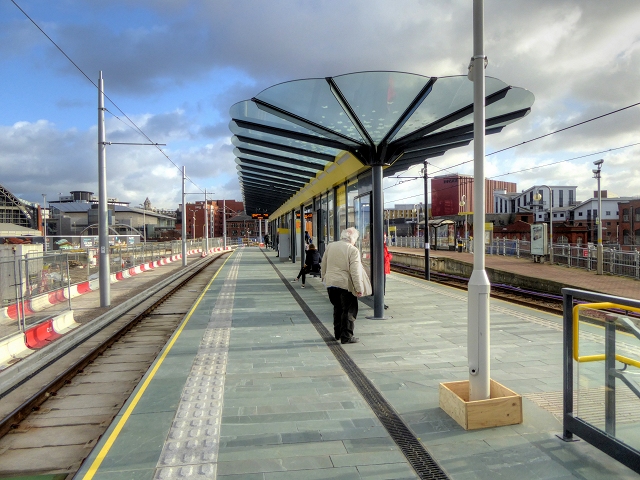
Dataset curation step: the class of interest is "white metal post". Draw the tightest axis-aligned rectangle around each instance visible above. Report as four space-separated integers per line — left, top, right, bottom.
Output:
468 0 491 401
204 188 209 254
594 160 604 274
181 166 187 266
223 199 227 248
97 71 111 307
42 193 47 252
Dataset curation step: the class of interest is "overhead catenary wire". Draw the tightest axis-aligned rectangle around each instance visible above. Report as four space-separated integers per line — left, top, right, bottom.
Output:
11 0 206 193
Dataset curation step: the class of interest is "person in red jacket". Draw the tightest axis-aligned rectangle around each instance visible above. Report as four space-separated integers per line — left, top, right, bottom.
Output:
383 234 392 310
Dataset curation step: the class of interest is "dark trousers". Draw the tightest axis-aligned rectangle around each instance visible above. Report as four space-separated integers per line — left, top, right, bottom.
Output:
327 287 358 341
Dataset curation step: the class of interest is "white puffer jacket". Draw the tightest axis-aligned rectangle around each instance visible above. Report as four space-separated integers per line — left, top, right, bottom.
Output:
321 240 364 295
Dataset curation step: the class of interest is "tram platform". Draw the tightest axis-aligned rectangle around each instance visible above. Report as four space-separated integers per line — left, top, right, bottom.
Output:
390 246 640 301
74 246 639 479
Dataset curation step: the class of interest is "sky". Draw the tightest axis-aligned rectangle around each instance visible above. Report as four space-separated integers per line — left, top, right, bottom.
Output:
2 0 640 211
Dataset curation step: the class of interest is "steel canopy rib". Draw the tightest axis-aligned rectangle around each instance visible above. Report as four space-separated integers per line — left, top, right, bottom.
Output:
235 153 327 172
233 135 337 162
252 98 365 147
238 164 313 181
236 158 320 177
235 147 328 169
240 179 299 193
231 120 348 150
238 167 310 185
326 77 375 148
380 77 438 148
238 171 307 188
391 86 511 149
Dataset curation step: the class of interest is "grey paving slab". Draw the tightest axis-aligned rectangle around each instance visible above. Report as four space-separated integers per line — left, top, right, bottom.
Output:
80 248 640 480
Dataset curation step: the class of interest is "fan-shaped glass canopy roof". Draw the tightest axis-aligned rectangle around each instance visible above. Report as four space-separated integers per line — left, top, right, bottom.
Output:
229 71 534 214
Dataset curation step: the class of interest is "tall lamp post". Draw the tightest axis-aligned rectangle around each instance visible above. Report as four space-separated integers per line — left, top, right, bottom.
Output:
534 185 553 263
593 159 604 274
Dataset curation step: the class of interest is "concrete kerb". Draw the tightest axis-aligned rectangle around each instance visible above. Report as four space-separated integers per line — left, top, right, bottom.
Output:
0 250 231 396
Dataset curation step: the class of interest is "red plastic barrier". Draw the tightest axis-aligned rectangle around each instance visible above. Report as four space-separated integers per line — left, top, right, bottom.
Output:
76 281 92 294
48 289 66 305
6 301 34 320
128 268 136 276
115 271 124 280
24 319 62 349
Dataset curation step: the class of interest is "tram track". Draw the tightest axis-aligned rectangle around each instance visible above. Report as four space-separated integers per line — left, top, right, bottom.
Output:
0 253 229 478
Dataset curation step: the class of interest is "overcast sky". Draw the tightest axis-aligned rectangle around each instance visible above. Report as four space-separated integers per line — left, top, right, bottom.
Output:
2 0 639 211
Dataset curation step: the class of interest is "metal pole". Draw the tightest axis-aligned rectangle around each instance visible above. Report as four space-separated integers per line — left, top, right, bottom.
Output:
372 164 385 318
604 315 616 436
291 208 296 264
97 71 111 307
204 189 209 254
549 186 554 264
181 166 187 266
424 160 430 280
223 199 227 248
597 170 603 274
300 204 305 271
42 194 47 252
468 0 491 401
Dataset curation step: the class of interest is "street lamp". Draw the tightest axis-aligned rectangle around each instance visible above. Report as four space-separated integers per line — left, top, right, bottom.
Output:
533 186 553 263
593 159 604 274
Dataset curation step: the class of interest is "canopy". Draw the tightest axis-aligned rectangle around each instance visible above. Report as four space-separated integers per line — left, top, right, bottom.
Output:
229 71 534 214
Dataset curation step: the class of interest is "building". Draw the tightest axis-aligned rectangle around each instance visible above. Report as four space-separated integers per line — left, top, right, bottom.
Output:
226 211 261 239
569 192 629 245
618 198 640 248
430 174 517 217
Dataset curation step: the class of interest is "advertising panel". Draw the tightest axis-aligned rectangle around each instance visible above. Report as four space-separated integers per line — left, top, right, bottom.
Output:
531 223 548 255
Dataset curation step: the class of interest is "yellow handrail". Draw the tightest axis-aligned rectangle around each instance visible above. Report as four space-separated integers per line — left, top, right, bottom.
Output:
572 302 640 369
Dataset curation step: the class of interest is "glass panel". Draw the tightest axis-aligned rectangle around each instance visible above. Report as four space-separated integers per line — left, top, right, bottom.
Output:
231 136 335 168
230 122 343 158
347 179 358 228
321 194 328 250
393 76 508 141
428 87 535 136
327 189 335 243
254 79 365 144
336 184 346 233
233 147 328 172
230 100 327 138
576 310 640 453
333 72 430 144
354 193 371 281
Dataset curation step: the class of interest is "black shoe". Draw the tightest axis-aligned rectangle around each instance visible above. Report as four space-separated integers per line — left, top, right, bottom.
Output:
341 337 359 344
384 304 388 310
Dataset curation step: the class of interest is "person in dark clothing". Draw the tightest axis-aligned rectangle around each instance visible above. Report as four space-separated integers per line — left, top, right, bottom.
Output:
292 243 321 288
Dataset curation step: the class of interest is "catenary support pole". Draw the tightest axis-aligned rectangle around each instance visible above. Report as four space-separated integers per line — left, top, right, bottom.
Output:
223 199 227 248
204 188 209 254
371 164 385 318
424 160 430 281
97 71 111 307
468 0 491 401
181 166 187 266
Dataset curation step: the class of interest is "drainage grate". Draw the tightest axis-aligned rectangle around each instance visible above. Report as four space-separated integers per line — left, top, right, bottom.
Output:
264 252 450 480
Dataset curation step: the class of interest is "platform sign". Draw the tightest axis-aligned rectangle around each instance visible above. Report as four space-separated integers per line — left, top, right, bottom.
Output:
531 223 547 255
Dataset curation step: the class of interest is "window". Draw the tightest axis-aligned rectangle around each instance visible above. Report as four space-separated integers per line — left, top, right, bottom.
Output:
569 190 574 205
578 212 583 216
558 189 563 208
636 212 640 222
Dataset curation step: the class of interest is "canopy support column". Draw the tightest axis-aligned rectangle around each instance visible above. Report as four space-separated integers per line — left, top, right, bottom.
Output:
369 163 386 319
300 203 305 271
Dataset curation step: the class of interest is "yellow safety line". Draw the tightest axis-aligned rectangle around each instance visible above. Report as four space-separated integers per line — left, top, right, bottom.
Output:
572 301 640 367
81 253 233 479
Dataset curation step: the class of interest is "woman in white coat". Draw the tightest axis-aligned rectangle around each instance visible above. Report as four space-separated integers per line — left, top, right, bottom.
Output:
321 227 368 344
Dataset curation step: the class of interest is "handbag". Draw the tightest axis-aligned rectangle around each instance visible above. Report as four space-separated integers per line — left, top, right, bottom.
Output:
360 264 373 296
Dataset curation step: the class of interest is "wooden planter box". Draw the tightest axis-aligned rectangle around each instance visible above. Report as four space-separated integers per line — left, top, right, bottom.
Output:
439 379 522 430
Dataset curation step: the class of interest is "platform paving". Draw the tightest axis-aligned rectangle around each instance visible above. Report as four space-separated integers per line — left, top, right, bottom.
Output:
76 247 639 479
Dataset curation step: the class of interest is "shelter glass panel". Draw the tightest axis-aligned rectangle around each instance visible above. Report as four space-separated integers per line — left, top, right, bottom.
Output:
336 184 346 233
347 179 358 229
333 72 430 144
327 189 335 243
254 79 364 144
354 193 371 281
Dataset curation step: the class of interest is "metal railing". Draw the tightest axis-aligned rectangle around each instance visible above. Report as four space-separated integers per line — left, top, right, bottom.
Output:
0 237 225 343
561 288 640 474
